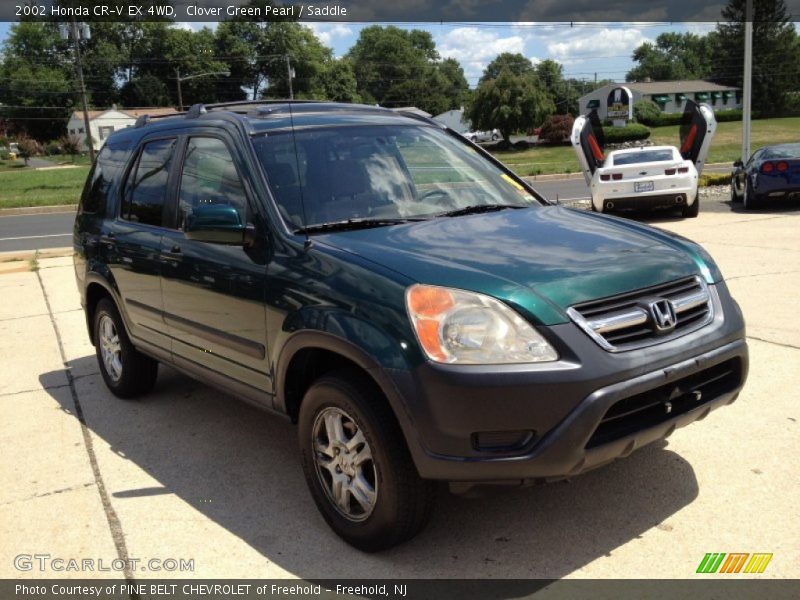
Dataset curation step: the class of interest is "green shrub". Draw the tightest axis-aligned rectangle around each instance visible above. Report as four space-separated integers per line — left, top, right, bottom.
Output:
699 172 731 187
714 109 743 122
45 141 61 156
602 123 651 143
633 99 661 124
0 151 10 160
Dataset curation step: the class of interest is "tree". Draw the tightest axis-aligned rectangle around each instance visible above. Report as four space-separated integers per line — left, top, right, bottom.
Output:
711 0 799 116
467 67 555 143
59 134 82 162
538 114 575 144
120 74 171 107
626 32 717 82
480 53 535 83
321 59 360 103
536 59 581 115
347 26 468 113
0 22 75 140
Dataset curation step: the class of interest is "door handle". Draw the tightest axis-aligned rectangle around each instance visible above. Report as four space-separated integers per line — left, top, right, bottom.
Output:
170 244 181 253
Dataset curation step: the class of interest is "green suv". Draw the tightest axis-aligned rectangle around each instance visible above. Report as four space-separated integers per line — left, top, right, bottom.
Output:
74 101 748 551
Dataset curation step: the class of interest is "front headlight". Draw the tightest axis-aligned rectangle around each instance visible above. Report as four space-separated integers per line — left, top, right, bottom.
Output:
405 284 558 364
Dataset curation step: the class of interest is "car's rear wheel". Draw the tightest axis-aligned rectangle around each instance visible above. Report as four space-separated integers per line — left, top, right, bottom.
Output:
94 298 158 398
682 194 700 218
730 177 742 203
298 370 436 551
743 179 759 210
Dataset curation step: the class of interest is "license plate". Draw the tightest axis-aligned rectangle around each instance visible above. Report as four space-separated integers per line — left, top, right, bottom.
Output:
635 181 654 193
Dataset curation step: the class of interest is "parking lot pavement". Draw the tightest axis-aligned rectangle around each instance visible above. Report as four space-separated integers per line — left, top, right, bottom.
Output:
1 205 798 581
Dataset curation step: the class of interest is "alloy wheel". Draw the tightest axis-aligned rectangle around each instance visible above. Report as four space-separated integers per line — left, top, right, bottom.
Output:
312 406 378 522
98 314 123 382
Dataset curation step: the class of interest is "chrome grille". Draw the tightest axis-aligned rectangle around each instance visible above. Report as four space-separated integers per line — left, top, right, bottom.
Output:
567 276 714 352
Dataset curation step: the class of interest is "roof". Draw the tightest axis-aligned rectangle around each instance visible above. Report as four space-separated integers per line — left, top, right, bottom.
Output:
69 107 179 121
103 102 436 144
623 80 739 94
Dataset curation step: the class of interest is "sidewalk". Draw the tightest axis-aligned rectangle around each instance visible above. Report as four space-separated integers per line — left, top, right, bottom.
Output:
0 257 122 579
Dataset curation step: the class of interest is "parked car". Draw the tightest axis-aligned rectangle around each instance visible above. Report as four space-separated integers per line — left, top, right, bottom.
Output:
74 101 748 551
463 129 500 142
571 100 716 217
730 142 800 209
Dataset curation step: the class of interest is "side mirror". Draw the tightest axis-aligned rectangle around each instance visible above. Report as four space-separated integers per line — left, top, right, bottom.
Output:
733 160 743 168
184 205 252 245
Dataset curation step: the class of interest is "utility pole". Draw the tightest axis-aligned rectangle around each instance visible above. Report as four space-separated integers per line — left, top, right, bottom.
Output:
286 55 294 100
61 20 94 162
175 68 183 112
741 0 753 162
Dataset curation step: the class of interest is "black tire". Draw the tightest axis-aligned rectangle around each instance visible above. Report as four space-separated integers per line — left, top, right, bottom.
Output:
298 370 436 552
730 177 742 203
682 194 700 218
743 179 759 210
94 298 158 399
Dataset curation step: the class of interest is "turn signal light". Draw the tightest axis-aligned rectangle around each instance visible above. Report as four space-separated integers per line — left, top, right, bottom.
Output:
611 173 623 180
600 174 610 181
776 161 789 172
665 168 676 175
678 167 689 173
761 162 774 174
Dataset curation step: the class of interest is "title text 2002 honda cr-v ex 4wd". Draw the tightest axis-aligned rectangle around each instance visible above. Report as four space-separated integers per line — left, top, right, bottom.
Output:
74 102 748 551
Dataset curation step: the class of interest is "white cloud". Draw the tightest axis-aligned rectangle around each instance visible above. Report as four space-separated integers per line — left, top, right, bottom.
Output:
305 23 353 47
171 22 217 32
546 27 651 66
436 27 527 84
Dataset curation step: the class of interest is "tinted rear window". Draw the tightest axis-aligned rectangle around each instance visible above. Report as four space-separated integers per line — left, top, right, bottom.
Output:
121 139 176 226
79 142 130 215
612 149 676 166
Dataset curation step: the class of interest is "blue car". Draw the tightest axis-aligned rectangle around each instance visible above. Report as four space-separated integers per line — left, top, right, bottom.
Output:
731 142 800 209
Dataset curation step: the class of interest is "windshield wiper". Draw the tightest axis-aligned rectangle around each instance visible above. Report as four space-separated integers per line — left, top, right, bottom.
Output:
434 204 527 218
295 217 427 235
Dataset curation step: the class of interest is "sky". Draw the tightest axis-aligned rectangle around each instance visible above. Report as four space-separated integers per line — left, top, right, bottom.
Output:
0 20 730 88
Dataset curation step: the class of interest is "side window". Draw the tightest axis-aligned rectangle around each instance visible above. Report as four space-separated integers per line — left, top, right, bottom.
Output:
176 137 247 231
79 142 130 216
122 138 176 226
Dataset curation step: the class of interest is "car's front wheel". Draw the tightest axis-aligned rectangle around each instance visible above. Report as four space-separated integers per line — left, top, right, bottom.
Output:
298 370 436 551
94 298 158 398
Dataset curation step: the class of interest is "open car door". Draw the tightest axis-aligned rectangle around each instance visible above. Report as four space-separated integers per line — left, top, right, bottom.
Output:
679 99 717 176
570 110 605 186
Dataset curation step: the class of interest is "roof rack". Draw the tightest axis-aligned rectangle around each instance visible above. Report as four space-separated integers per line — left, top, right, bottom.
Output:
133 110 181 128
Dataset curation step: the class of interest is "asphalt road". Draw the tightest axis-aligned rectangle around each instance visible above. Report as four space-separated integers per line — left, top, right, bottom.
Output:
0 211 75 253
0 162 752 254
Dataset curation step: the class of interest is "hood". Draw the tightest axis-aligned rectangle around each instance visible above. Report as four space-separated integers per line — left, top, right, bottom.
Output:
313 206 710 325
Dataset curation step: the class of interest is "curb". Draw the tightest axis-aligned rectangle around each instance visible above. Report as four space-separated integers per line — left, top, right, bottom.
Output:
0 205 77 216
0 246 72 263
523 173 585 182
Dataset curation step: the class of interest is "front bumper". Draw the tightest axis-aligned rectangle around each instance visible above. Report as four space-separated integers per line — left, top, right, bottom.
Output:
388 282 747 483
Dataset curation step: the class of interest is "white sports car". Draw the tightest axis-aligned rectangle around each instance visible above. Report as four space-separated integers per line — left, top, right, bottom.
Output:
570 100 716 218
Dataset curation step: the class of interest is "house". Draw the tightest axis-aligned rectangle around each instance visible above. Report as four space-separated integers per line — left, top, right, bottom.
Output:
66 107 178 150
432 108 470 133
578 80 741 118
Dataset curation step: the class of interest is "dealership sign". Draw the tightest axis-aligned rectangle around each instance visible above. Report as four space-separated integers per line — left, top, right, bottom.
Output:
607 86 633 125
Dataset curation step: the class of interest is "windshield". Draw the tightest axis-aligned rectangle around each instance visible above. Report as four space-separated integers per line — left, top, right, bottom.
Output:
762 144 800 159
252 124 538 229
611 149 676 166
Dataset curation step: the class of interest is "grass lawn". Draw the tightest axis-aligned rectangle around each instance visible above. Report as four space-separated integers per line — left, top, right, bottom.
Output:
0 166 89 209
490 116 800 177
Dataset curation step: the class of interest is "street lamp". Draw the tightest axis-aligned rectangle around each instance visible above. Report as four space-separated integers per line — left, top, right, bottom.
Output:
58 20 94 162
175 70 231 112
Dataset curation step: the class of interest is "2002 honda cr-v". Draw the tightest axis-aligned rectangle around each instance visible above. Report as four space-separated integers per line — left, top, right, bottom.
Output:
74 101 748 551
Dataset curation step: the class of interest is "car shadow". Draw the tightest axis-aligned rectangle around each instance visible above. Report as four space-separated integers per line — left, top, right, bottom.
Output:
42 356 700 583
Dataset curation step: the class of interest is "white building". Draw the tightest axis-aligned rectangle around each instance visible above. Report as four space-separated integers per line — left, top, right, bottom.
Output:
578 80 741 118
67 107 178 150
432 108 470 133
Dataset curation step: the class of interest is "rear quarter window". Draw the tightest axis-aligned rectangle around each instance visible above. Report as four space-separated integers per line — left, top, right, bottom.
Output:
78 142 131 216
